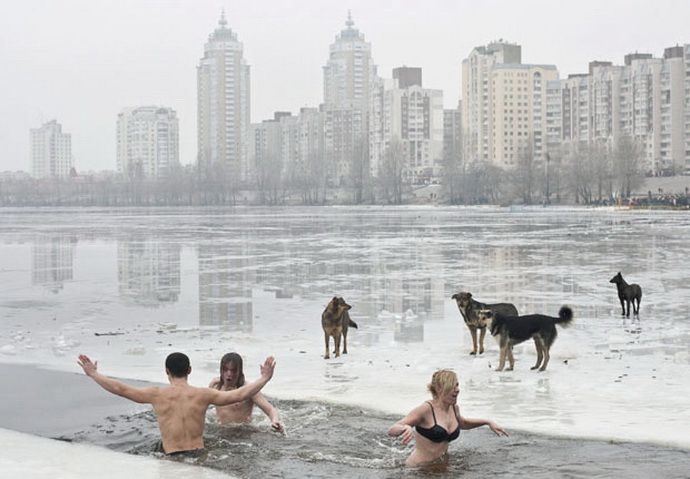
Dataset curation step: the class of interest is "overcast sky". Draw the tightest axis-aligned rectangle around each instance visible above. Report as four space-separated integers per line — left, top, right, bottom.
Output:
1 0 687 173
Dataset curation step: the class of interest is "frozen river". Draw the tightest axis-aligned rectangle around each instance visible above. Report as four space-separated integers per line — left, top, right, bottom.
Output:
0 206 689 477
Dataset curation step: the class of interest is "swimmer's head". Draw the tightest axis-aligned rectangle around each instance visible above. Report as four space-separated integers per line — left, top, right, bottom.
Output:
165 352 190 378
427 369 458 398
219 352 245 388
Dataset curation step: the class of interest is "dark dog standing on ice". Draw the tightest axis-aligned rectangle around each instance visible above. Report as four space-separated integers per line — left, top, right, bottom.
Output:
478 306 573 372
451 292 518 355
321 296 358 359
610 272 642 317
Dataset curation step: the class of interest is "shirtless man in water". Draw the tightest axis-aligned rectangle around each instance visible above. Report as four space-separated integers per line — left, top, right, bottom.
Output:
77 352 276 455
209 352 285 434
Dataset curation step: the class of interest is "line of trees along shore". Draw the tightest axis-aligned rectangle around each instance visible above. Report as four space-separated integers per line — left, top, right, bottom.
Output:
1 136 648 207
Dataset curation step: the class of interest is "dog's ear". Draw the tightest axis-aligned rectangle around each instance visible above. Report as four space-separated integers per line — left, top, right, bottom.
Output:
467 292 472 299
451 293 457 300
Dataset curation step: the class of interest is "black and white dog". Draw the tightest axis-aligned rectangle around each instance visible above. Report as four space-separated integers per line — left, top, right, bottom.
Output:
478 306 573 372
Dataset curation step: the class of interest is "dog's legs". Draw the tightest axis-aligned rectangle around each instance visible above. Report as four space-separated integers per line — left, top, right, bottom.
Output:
478 328 486 355
342 330 348 354
497 345 507 371
619 296 626 316
626 299 631 317
539 346 551 371
506 346 515 371
532 337 544 370
467 324 478 355
333 333 341 358
324 332 331 359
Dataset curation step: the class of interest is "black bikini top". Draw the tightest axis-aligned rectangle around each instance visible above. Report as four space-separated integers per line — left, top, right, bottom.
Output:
415 402 461 443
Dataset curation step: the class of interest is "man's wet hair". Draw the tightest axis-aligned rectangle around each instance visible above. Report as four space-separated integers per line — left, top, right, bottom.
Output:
165 352 190 377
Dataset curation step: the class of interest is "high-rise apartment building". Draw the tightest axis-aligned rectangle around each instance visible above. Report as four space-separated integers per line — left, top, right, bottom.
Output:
490 64 558 168
30 119 72 179
197 12 250 182
323 12 377 186
461 41 522 164
370 69 444 181
461 41 558 168
116 106 179 178
547 45 690 174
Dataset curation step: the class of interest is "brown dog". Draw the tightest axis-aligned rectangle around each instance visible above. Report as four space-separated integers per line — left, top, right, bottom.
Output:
321 296 358 359
451 292 518 355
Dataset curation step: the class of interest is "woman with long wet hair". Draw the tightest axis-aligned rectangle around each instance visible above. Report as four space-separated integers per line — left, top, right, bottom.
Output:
210 352 285 434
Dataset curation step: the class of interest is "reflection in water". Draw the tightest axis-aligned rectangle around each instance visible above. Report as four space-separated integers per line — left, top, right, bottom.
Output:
31 234 76 293
11 207 690 367
198 242 253 332
118 236 180 306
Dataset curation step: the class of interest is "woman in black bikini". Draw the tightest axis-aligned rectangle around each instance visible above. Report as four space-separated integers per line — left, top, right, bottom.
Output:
387 369 508 466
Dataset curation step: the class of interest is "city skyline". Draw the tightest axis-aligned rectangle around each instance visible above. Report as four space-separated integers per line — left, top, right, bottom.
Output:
2 0 688 173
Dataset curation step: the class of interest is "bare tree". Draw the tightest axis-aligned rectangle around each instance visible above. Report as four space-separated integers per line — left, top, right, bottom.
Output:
511 139 538 205
350 137 371 204
377 137 405 204
612 135 644 199
441 131 464 204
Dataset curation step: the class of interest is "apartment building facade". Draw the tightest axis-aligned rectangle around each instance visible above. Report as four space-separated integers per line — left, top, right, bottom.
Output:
197 12 251 182
546 45 690 174
116 106 179 178
30 119 72 179
323 12 377 187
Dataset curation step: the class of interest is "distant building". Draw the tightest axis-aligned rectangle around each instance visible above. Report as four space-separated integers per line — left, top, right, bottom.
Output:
370 68 444 182
323 12 377 187
461 41 558 169
30 119 72 179
393 66 422 89
546 44 690 174
249 108 325 189
197 11 251 183
443 104 463 166
116 106 179 178
490 63 559 168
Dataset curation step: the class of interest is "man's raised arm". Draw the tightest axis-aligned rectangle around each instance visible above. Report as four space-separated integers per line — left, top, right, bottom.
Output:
77 354 157 404
211 356 276 406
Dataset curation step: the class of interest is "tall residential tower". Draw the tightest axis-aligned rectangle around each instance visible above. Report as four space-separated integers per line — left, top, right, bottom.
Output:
323 12 377 187
197 12 251 182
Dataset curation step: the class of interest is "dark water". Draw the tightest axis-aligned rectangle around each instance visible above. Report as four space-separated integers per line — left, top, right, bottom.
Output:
59 398 690 479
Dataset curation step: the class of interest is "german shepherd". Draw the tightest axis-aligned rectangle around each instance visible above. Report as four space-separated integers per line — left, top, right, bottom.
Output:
451 292 518 355
478 306 573 371
610 272 642 317
321 296 358 359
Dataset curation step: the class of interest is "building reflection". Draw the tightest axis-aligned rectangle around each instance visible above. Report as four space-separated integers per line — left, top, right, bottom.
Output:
31 235 76 293
117 237 180 306
198 242 253 332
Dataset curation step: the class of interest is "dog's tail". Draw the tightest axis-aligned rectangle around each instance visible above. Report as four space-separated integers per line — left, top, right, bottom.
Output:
348 318 358 329
555 306 573 327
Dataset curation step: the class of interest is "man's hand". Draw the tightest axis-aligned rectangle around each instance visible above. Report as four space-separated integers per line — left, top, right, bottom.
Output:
260 356 276 382
77 354 98 377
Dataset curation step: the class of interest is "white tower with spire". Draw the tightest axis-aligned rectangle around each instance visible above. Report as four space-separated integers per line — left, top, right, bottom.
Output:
197 11 251 183
322 12 377 188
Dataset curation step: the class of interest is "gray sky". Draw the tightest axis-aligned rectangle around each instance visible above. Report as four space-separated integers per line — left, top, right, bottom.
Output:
1 0 686 173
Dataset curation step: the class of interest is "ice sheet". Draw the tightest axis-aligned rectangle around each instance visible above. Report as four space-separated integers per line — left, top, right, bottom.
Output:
0 428 235 478
1 206 689 455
